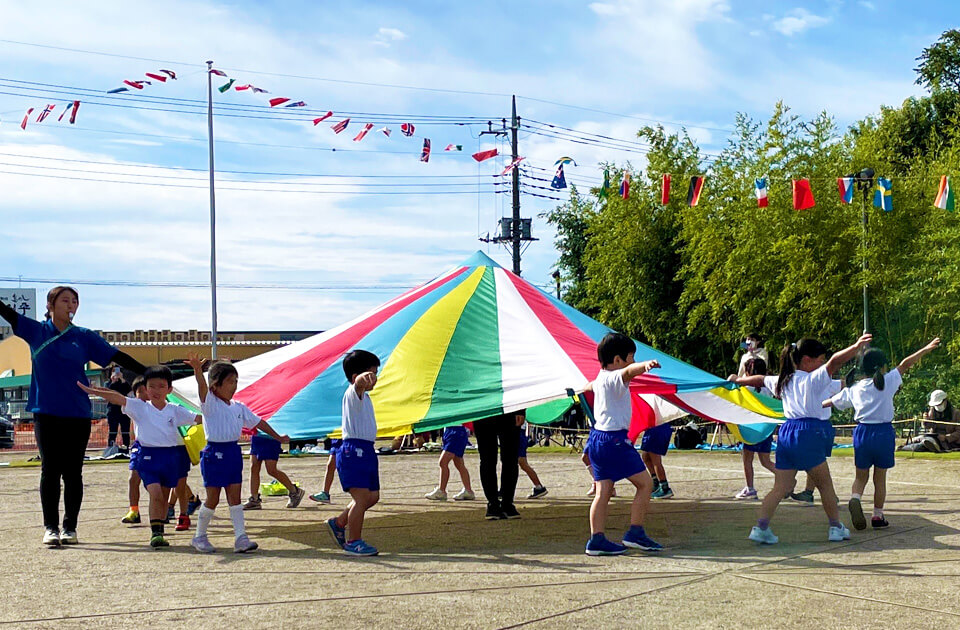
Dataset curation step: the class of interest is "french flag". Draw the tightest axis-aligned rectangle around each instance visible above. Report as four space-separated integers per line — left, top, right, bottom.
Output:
837 177 854 204
755 178 769 208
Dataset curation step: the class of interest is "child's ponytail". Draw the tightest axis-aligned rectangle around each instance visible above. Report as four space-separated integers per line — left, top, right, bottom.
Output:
776 343 798 398
860 347 888 391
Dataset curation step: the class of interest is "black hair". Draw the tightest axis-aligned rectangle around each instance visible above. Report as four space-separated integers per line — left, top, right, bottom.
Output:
131 376 146 392
845 347 888 390
777 338 829 398
142 365 174 386
597 332 636 367
745 357 767 377
745 333 762 344
208 360 238 387
342 349 380 381
45 286 79 320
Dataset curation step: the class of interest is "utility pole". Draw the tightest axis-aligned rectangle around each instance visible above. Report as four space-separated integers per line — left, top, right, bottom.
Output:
510 95 521 275
206 61 219 359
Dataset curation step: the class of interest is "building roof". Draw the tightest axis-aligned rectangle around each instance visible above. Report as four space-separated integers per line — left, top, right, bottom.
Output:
111 340 296 347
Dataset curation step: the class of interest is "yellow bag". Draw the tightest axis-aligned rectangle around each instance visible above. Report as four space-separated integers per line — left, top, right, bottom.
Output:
178 424 207 466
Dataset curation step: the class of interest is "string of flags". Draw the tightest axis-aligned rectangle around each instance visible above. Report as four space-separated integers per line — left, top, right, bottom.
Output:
18 100 81 130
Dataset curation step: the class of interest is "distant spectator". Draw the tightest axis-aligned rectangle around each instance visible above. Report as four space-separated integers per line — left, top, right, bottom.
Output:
737 334 769 378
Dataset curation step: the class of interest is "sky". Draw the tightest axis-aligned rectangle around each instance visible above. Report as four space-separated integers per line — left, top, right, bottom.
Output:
0 0 949 332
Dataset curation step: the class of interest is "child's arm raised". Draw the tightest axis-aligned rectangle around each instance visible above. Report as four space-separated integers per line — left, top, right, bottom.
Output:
353 371 377 397
76 382 128 407
620 360 660 383
254 420 289 443
825 333 873 376
897 338 940 374
185 352 208 403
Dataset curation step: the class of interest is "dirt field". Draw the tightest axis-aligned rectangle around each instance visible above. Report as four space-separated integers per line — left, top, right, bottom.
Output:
2 448 960 629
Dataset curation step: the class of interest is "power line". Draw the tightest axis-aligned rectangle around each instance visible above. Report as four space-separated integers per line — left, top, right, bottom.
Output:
0 275 423 292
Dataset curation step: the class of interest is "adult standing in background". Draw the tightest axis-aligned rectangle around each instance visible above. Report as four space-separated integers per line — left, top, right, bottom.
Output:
0 286 145 547
106 368 133 452
737 333 769 378
473 411 523 520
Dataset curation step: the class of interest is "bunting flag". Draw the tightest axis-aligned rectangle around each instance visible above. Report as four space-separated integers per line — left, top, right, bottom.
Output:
107 87 128 94
687 176 704 206
331 118 350 134
554 156 577 167
499 157 525 176
599 168 610 198
401 123 415 137
251 86 269 94
379 127 392 137
68 100 80 124
619 172 630 199
420 138 431 163
837 176 854 204
755 178 768 208
218 79 236 93
145 72 168 82
123 80 148 90
444 144 462 151
159 69 177 80
234 84 253 91
312 111 333 125
268 97 291 107
20 108 34 130
935 176 955 211
873 177 893 212
472 148 498 162
35 104 55 123
285 101 307 108
209 69 228 77
551 164 567 189
792 178 815 210
57 102 72 122
661 174 671 205
353 123 374 142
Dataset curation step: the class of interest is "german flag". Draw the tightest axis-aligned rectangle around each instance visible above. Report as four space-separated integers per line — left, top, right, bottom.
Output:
686 176 704 206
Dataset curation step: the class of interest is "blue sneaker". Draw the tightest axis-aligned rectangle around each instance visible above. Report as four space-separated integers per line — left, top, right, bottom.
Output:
748 526 779 544
622 528 663 551
326 517 346 549
584 534 627 556
187 495 202 516
343 539 379 556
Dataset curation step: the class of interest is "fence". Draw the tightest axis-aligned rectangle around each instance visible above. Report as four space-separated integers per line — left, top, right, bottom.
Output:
10 419 253 452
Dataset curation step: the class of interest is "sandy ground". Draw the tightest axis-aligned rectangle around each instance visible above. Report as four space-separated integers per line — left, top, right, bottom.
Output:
1 448 960 629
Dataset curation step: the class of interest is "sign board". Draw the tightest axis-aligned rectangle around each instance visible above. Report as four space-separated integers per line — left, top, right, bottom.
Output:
0 289 37 341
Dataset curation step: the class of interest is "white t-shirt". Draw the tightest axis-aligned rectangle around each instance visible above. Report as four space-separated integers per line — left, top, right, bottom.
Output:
593 368 632 432
200 394 261 442
738 348 770 377
122 398 197 447
342 383 377 441
764 367 840 420
829 369 902 424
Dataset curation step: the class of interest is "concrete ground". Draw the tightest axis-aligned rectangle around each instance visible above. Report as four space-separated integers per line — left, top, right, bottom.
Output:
1 448 959 629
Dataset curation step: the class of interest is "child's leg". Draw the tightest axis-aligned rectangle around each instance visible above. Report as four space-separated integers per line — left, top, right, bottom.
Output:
742 450 756 489
519 457 542 487
264 460 295 491
806 462 841 523
437 451 453 491
452 455 473 492
758 452 776 474
758 469 798 523
196 486 220 538
128 470 140 510
582 451 596 494
640 451 654 480
872 468 887 511
626 470 654 527
336 488 380 542
323 453 337 493
146 483 167 538
589 480 616 534
225 483 248 541
650 454 666 484
249 456 262 498
851 467 870 497
176 478 189 515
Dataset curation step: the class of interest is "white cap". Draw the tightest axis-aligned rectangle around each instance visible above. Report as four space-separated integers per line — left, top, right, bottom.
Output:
928 390 948 407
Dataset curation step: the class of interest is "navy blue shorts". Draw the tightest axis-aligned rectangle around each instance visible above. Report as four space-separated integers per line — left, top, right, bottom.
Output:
518 432 529 458
853 423 895 470
744 435 774 454
250 433 283 461
128 440 141 472
640 423 674 456
337 439 380 492
775 418 835 472
584 429 645 482
137 446 181 489
175 445 190 480
442 426 469 458
200 441 243 488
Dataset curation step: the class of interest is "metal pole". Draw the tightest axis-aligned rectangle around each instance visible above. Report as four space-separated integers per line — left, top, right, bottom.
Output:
206 61 219 359
861 191 869 334
510 95 521 275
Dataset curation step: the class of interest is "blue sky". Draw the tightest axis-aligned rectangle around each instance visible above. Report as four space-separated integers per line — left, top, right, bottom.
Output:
0 0 949 332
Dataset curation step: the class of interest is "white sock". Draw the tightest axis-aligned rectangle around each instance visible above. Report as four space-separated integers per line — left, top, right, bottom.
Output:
196 505 215 537
873 508 883 518
229 504 246 539
851 492 862 500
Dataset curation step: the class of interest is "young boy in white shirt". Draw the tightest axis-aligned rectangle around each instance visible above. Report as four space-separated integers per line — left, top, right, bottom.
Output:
326 350 382 557
584 333 663 556
79 366 199 549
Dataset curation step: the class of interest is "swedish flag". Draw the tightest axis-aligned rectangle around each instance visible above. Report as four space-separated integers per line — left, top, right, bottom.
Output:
873 177 893 212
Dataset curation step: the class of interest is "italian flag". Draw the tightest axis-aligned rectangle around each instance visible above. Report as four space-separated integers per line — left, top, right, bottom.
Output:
935 176 955 211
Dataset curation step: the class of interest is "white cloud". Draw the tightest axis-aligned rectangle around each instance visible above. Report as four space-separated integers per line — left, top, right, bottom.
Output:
376 27 407 42
858 1 877 9
773 8 830 36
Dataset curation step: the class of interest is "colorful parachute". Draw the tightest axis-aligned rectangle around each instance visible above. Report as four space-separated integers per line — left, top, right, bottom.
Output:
174 251 781 441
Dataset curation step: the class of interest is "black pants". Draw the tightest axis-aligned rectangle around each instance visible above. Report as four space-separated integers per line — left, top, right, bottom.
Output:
33 415 91 531
107 414 131 447
473 413 520 509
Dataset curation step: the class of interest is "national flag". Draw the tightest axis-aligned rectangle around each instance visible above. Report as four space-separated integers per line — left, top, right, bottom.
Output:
935 176 955 211
145 72 168 82
159 69 177 80
554 156 577 167
792 178 815 210
107 87 128 94
218 79 235 93
755 178 768 208
331 118 350 134
235 84 251 91
444 144 462 151
36 104 55 123
499 157 525 176
379 127 391 137
312 111 333 125
687 176 704 206
123 80 146 90
620 172 630 199
20 108 34 130
57 102 73 122
472 148 498 162
837 176 854 204
251 87 269 94
269 97 290 107
551 164 567 189
598 169 610 198
661 174 671 205
284 101 307 108
353 123 374 141
420 138 431 163
401 123 415 136
68 100 80 124
873 177 892 212
209 69 227 76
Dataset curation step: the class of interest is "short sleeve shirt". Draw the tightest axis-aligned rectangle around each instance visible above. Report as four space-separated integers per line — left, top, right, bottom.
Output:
121 398 197 447
200 394 261 442
830 370 902 424
593 368 632 432
764 366 834 420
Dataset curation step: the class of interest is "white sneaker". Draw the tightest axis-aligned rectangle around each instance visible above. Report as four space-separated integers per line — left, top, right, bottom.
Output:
828 524 851 542
748 526 778 544
42 528 61 547
191 535 216 553
234 534 259 553
425 487 447 501
59 529 78 545
735 487 758 500
453 489 475 501
286 486 306 508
